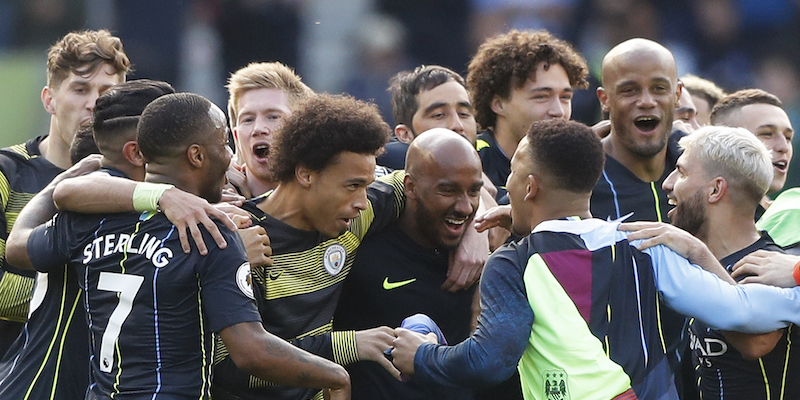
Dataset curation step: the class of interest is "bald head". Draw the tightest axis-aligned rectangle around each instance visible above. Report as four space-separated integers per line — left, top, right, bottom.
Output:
601 39 677 86
406 128 481 175
403 128 483 250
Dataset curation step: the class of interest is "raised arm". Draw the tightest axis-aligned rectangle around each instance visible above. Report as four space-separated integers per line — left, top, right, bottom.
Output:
219 321 351 400
53 174 237 255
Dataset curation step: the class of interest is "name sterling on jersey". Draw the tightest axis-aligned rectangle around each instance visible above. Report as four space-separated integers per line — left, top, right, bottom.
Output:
83 233 174 268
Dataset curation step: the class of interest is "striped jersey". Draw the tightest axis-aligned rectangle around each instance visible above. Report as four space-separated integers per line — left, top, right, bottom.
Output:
689 232 800 400
212 171 405 400
0 136 63 356
413 218 800 400
26 209 260 400
0 168 128 400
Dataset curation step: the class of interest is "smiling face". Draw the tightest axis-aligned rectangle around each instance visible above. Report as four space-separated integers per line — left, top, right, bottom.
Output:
729 103 794 194
408 147 483 250
304 151 376 238
410 80 477 145
233 88 292 183
44 63 123 148
663 149 710 236
495 62 573 140
599 48 679 158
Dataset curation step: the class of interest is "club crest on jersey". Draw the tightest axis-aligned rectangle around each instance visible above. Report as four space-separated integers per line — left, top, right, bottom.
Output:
542 369 569 400
323 244 346 276
236 262 255 300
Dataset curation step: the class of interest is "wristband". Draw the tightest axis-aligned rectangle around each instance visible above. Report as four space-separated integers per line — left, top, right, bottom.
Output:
793 259 800 287
132 182 174 212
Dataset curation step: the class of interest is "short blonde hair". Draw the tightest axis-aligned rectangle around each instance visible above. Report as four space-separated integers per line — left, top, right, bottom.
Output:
679 125 773 205
226 62 313 129
47 30 130 88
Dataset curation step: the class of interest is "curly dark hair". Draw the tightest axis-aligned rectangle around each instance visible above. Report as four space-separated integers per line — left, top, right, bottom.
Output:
526 119 604 193
710 89 783 126
468 30 589 130
389 65 466 128
269 94 391 182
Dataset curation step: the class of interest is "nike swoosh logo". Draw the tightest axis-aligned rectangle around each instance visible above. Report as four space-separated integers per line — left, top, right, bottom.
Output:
383 277 416 290
268 271 282 281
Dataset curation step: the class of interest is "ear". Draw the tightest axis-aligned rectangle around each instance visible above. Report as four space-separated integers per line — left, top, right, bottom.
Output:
523 174 539 201
707 177 727 204
187 144 204 169
403 173 418 199
121 141 145 167
41 86 56 115
490 94 506 117
395 125 415 144
295 164 313 188
597 87 609 112
675 81 683 108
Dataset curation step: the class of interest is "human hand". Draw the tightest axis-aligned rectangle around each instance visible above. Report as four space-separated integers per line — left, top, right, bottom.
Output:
225 160 252 200
159 188 237 255
355 327 401 380
732 250 799 287
238 225 272 267
390 328 438 376
444 224 487 292
592 120 611 138
474 205 512 233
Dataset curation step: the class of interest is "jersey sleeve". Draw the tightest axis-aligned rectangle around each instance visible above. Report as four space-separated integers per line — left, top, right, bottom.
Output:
26 213 73 273
0 163 34 321
350 170 406 240
643 243 800 333
412 246 532 388
196 225 262 332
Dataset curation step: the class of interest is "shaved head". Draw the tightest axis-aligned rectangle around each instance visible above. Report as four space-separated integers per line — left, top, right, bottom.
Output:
601 38 677 86
406 128 481 175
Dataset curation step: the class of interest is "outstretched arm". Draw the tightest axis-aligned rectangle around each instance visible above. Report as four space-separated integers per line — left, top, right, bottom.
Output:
220 321 350 400
52 174 237 255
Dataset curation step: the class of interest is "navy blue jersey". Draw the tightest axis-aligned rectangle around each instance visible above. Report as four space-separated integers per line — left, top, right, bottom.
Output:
26 208 260 400
0 168 128 400
476 130 509 205
333 222 475 400
689 232 800 400
376 140 408 171
0 136 63 356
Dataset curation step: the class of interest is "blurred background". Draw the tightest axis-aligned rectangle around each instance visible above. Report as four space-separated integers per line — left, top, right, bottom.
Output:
1 0 798 186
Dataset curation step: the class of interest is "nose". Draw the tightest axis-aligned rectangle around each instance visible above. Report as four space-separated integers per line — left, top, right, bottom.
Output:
773 135 791 155
548 98 565 118
253 116 271 136
638 90 656 108
352 187 368 211
448 114 465 134
662 168 678 192
453 192 474 217
87 90 101 111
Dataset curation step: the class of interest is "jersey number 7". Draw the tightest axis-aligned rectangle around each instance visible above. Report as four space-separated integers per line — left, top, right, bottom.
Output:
97 272 144 373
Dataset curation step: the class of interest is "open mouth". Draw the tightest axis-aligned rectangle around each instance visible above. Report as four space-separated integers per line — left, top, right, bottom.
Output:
252 143 269 161
444 216 469 234
634 116 660 133
773 160 788 173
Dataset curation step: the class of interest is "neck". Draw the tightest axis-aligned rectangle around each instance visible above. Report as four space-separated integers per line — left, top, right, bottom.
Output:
247 174 278 198
39 124 72 169
528 191 593 230
603 134 667 182
259 182 310 230
492 119 522 161
101 158 145 182
699 205 761 261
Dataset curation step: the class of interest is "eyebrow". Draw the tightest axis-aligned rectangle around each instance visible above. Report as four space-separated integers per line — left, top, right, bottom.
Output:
757 124 794 133
422 101 473 114
529 86 574 93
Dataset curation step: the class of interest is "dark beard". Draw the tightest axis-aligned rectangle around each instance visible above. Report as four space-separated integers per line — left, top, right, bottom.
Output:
671 190 707 236
413 200 462 251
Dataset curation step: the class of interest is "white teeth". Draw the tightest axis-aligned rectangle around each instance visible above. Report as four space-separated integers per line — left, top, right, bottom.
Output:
774 161 787 168
445 218 465 225
668 199 676 205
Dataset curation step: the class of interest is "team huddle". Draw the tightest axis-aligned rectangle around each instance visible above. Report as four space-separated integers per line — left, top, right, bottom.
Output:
0 27 798 400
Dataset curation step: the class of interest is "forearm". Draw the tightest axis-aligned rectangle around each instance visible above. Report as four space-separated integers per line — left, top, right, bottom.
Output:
53 175 136 213
722 329 784 360
6 179 62 270
221 322 350 391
